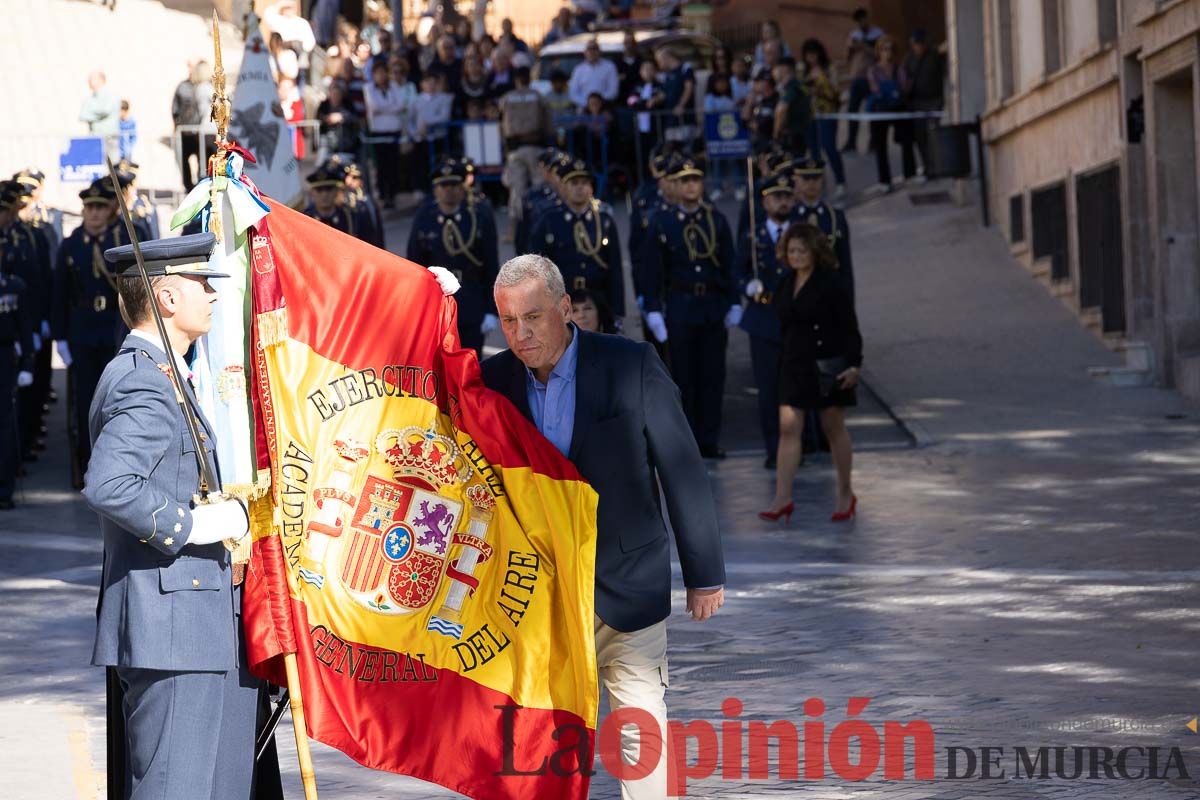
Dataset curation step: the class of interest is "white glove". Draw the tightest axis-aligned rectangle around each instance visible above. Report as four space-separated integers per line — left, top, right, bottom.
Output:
40 320 50 339
429 266 460 296
480 313 499 335
724 305 743 328
17 371 33 388
31 332 42 352
56 340 72 367
12 342 20 358
188 497 250 545
645 311 668 343
744 278 764 298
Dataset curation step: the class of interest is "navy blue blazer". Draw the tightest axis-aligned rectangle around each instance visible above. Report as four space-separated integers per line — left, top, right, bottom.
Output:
482 329 726 632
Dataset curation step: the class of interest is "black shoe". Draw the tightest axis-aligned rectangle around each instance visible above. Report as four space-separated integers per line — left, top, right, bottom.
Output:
763 456 776 469
699 446 726 460
0 499 14 511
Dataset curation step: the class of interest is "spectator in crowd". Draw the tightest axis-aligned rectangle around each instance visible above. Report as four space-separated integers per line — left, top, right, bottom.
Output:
352 39 374 72
570 38 620 111
428 35 463 95
317 80 361 158
903 28 946 178
500 66 548 241
571 0 604 29
754 19 792 67
365 28 395 77
616 30 642 98
628 59 664 161
712 46 731 79
263 0 316 63
731 55 753 107
570 287 616 334
578 92 612 166
456 55 494 118
841 6 884 152
743 70 778 153
452 18 473 49
269 32 302 84
703 74 737 200
412 72 453 159
171 61 205 191
477 35 497 68
336 57 368 118
656 47 695 138
499 17 529 53
541 8 579 49
544 70 576 141
800 38 846 199
772 57 810 156
365 59 414 209
757 38 782 74
867 35 915 190
278 76 306 160
490 47 516 97
80 70 121 155
118 100 137 162
760 223 861 524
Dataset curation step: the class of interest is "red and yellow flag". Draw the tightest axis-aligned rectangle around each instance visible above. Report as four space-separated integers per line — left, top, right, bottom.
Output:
242 202 599 799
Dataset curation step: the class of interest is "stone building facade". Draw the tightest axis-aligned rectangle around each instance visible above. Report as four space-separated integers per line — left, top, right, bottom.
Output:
948 0 1200 398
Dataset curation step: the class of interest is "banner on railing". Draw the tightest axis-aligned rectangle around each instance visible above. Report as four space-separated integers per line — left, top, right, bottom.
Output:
59 137 107 183
704 112 750 159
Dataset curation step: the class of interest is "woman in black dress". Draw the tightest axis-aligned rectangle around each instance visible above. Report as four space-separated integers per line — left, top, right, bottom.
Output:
760 223 863 523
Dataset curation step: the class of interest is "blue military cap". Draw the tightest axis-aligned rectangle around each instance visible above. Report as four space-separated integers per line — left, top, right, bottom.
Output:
327 153 361 180
307 161 345 189
431 156 464 186
13 168 45 188
115 159 139 188
537 148 562 168
765 150 796 176
794 155 827 177
104 232 229 278
761 173 793 196
0 181 24 211
669 155 706 180
559 157 593 183
80 179 117 205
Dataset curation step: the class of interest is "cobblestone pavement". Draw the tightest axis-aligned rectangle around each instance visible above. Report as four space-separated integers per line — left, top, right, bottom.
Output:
4 169 1200 799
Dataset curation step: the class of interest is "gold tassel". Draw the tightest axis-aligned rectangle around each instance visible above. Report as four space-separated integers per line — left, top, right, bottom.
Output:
256 307 290 347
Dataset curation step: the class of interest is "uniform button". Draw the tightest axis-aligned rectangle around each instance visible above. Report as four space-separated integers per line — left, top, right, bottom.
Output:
813 324 819 330
817 339 823 346
694 266 701 272
192 579 200 588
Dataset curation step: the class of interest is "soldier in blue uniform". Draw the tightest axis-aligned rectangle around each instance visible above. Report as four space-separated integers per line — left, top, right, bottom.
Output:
407 157 499 353
0 237 34 510
628 147 679 291
14 169 64 261
736 147 794 243
793 155 854 301
514 148 563 255
734 173 796 468
114 160 158 241
303 161 357 235
52 179 129 487
640 156 738 459
86 231 263 799
13 169 61 443
1 180 51 463
529 157 624 321
333 157 385 249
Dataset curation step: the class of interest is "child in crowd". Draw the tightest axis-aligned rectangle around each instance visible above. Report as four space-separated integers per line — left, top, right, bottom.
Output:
118 100 138 162
277 77 306 159
731 56 753 107
412 73 453 157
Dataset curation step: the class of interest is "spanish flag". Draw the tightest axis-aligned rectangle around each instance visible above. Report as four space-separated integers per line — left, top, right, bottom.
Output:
242 201 599 798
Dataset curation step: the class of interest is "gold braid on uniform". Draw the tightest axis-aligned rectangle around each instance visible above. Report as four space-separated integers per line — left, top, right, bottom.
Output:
572 199 608 269
683 205 719 265
443 206 483 267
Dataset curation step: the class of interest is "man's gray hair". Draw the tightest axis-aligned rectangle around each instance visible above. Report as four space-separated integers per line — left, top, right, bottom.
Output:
494 254 566 299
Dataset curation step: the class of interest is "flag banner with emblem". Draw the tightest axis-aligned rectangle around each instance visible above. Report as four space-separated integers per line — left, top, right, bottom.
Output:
242 201 599 799
229 14 304 208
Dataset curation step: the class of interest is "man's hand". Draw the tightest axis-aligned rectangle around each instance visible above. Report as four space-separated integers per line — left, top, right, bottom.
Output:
17 371 33 389
686 587 724 622
428 266 460 296
724 304 743 329
645 311 668 343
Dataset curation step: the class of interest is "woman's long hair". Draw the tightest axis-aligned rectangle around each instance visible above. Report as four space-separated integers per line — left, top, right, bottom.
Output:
800 38 830 71
778 223 838 271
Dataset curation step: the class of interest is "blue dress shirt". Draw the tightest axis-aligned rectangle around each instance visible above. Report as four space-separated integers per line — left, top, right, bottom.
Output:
525 325 580 458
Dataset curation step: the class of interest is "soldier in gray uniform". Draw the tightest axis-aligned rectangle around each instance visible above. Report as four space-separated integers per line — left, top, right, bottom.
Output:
84 232 262 799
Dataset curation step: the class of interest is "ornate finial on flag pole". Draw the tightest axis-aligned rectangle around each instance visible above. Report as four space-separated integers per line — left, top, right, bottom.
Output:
209 9 230 242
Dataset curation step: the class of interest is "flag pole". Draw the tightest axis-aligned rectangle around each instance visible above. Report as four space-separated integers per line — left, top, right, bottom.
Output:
284 653 319 798
210 12 316 797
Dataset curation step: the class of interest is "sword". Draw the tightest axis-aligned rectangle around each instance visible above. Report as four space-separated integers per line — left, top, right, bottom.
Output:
256 690 291 762
105 155 219 499
744 156 763 299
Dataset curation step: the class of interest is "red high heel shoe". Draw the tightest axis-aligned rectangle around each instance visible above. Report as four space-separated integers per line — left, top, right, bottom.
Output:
758 502 794 522
831 495 857 522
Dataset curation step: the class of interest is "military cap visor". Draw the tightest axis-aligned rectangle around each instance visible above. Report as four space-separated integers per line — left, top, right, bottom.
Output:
670 160 705 179
761 175 793 196
80 182 117 204
104 232 230 278
14 170 44 187
794 157 827 176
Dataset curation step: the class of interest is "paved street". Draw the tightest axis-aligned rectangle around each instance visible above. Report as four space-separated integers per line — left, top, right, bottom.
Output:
4 166 1200 799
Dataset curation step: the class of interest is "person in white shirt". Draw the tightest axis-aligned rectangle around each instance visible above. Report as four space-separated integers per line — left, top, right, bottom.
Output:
364 60 414 208
263 0 316 55
568 38 619 111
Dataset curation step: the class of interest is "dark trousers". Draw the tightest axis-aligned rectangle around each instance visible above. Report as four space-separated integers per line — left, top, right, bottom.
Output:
372 137 402 202
69 343 118 482
748 334 780 458
0 347 16 501
808 118 846 185
17 372 39 458
179 131 218 193
843 78 870 149
910 101 941 173
667 319 727 451
870 118 916 185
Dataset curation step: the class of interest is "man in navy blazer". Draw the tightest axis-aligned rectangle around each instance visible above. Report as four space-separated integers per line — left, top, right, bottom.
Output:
482 254 726 799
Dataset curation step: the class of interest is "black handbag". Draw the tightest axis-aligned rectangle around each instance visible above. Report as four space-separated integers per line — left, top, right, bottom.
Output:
816 357 850 397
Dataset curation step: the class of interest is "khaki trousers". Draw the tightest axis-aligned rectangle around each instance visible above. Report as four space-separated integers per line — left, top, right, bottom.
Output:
502 145 541 222
595 617 669 800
